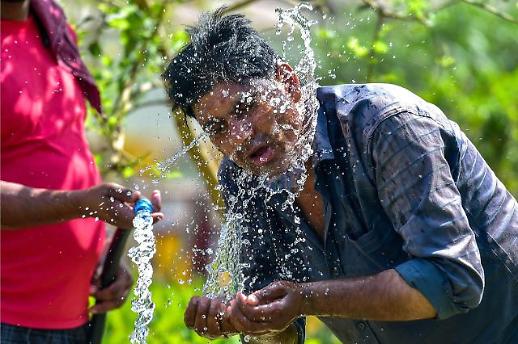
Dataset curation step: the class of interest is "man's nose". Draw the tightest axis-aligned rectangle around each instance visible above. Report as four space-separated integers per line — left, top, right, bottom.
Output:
229 118 253 145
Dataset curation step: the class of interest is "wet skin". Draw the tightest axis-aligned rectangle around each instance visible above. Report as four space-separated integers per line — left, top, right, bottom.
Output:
193 65 303 178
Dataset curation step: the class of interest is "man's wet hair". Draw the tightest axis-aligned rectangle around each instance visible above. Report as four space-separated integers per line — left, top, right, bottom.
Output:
162 7 279 118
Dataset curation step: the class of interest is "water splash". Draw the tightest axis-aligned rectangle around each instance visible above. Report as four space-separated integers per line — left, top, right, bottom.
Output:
128 199 156 344
156 132 209 175
203 3 320 301
139 132 208 177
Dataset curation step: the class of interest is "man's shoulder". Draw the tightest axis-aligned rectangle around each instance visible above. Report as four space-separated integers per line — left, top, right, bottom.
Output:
317 83 426 111
317 83 440 138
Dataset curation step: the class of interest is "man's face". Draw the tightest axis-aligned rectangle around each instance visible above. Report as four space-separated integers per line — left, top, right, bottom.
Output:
194 78 304 177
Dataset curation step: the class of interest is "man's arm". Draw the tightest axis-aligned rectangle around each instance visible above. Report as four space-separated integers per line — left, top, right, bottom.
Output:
1 181 163 229
231 270 435 337
301 269 435 320
1 181 82 228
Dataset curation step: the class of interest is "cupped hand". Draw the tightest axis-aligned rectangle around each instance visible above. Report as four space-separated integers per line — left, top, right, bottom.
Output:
184 296 237 339
228 281 305 336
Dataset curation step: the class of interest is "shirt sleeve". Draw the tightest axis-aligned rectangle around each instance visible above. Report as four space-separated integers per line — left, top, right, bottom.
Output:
369 110 485 319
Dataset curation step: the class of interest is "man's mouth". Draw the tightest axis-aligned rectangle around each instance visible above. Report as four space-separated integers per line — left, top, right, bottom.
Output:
248 144 276 166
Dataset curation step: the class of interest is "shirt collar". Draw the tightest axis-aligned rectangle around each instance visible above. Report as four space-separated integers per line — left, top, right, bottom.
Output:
264 89 336 194
312 98 335 167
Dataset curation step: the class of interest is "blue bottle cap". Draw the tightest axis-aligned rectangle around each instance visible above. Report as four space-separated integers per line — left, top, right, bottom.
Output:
134 198 153 215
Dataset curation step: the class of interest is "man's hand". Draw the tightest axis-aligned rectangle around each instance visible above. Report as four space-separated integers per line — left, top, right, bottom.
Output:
74 184 164 229
184 296 237 339
90 264 133 313
229 281 304 336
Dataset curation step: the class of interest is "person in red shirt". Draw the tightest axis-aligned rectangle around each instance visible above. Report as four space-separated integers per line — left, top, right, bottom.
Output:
0 0 163 342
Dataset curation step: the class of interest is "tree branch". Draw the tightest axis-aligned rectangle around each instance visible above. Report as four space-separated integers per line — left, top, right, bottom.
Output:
462 0 518 24
366 10 384 82
222 0 258 13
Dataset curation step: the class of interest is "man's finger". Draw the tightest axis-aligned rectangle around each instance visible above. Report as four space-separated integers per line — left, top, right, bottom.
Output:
151 212 165 224
185 297 200 328
248 300 285 322
150 190 162 212
228 298 272 335
250 282 287 305
221 304 237 334
193 297 211 335
93 274 130 301
90 299 121 314
238 293 285 322
206 299 223 336
237 292 260 320
106 183 139 203
105 202 134 229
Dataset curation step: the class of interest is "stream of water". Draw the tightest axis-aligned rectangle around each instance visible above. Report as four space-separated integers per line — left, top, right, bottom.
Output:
128 3 320 340
128 199 156 344
202 2 320 302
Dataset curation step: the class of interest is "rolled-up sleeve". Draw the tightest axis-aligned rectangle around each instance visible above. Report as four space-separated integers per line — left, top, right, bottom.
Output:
369 111 485 319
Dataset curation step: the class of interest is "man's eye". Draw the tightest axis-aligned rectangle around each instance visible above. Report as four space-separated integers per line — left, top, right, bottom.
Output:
234 98 257 118
204 121 227 136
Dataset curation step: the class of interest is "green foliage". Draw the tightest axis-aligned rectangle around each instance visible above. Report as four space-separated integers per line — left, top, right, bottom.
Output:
313 1 518 195
103 280 239 343
102 279 339 343
77 0 186 178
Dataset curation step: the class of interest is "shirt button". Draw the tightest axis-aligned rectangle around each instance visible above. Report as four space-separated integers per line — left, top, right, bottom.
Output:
356 322 366 330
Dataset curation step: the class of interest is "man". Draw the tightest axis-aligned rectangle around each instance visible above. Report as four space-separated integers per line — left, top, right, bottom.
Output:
163 9 517 344
1 0 163 342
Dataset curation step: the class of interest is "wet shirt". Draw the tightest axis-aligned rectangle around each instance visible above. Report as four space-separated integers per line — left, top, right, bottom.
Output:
1 16 104 328
219 83 518 344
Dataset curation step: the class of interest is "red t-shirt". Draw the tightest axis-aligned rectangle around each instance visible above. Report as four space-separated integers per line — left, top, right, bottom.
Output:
1 16 105 329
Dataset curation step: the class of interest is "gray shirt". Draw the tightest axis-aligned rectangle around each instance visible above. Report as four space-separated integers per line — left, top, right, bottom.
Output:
219 83 518 343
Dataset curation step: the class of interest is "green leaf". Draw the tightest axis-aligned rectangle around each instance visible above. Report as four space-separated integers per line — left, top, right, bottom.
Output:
122 165 135 178
166 170 183 179
347 37 369 58
437 55 456 68
88 41 102 56
372 40 389 54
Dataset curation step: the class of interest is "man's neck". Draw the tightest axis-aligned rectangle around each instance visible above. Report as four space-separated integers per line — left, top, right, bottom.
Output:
296 157 327 239
1 1 30 21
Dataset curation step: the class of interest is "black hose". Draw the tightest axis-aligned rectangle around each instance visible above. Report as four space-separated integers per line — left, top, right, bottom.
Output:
88 228 131 344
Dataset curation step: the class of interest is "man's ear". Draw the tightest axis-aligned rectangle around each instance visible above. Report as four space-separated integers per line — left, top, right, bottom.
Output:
275 62 301 103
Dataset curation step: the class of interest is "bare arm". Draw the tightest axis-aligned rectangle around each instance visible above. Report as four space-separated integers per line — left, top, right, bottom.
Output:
233 269 436 339
300 269 436 320
1 181 83 228
1 181 163 230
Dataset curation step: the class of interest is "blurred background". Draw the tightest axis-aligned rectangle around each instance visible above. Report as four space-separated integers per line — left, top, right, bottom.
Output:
59 0 518 342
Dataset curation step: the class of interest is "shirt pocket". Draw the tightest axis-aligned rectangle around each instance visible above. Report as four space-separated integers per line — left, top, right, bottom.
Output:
336 207 409 277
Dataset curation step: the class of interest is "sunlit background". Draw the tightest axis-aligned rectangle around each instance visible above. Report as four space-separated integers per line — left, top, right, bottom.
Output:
58 0 518 342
